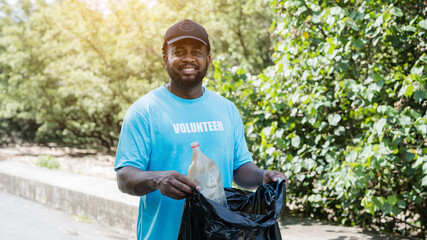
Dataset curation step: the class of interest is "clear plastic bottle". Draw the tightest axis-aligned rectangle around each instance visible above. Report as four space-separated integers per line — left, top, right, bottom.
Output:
188 141 227 207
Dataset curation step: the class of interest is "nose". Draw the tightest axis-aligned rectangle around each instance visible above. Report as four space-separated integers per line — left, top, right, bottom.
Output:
182 52 195 63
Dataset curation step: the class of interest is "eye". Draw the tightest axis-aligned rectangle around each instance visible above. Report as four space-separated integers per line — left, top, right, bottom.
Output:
192 50 201 56
175 50 185 55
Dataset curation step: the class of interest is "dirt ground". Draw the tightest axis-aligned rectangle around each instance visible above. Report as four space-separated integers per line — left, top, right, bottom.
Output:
0 143 116 180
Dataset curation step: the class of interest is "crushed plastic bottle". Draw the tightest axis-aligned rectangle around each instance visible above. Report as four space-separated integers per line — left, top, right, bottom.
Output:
187 141 227 207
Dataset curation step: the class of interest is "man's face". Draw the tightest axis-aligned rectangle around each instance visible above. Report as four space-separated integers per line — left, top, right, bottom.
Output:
163 39 211 90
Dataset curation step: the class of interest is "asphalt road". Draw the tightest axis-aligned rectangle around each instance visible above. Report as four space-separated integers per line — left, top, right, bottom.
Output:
0 190 129 240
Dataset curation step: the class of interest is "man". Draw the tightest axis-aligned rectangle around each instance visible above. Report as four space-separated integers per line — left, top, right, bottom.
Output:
115 19 288 240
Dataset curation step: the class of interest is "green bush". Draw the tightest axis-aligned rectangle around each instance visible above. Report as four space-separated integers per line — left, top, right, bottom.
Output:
209 0 426 237
36 155 60 169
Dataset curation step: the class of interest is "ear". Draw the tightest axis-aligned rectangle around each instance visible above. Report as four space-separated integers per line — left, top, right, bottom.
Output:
162 53 168 68
206 54 211 67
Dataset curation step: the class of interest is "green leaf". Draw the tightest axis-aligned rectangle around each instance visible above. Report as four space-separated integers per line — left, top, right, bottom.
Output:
375 118 387 135
387 195 398 205
397 200 406 209
418 124 427 135
349 162 361 168
338 62 349 71
295 6 307 16
405 152 415 162
411 66 424 75
397 115 412 126
382 203 393 215
295 174 305 182
354 39 364 49
292 135 301 148
398 85 409 97
330 6 342 15
390 7 403 17
404 85 414 97
374 196 386 204
334 126 345 136
363 196 386 215
365 90 375 101
377 105 387 114
328 113 341 126
419 19 427 30
414 90 427 103
346 150 358 162
404 25 417 32
412 156 425 168
361 197 375 214
385 107 399 117
325 153 335 163
344 79 357 88
422 176 427 186
305 158 317 170
368 81 383 92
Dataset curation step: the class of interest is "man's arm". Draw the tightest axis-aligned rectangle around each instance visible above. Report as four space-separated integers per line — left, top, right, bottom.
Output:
233 162 289 190
116 166 200 200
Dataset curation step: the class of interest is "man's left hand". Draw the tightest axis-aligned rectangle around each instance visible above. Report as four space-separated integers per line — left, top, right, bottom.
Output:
263 170 290 189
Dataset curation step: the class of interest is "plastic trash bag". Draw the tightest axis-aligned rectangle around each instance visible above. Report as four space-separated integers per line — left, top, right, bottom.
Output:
188 142 227 207
178 178 286 240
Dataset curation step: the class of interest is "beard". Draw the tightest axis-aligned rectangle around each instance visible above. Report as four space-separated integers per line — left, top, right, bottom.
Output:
165 61 208 90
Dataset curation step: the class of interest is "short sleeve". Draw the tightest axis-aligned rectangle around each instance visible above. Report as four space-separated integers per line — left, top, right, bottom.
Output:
114 107 151 171
232 105 253 170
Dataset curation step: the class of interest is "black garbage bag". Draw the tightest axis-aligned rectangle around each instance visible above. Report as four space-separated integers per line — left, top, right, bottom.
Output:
177 178 286 240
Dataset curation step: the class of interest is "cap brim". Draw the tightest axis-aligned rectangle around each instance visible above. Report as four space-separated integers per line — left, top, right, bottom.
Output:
167 36 208 46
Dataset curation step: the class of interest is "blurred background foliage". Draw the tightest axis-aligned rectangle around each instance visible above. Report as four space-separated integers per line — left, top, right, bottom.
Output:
0 0 426 238
0 0 274 148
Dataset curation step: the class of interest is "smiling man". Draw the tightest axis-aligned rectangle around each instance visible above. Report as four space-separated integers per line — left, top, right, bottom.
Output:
114 19 288 240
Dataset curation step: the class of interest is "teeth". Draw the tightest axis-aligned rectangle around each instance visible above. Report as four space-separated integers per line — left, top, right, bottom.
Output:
183 68 195 71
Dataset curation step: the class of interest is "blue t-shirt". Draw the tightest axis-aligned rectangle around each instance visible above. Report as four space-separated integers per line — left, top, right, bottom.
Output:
114 85 253 240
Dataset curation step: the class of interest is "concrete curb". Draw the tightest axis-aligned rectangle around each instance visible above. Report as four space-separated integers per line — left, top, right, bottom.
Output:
0 161 138 239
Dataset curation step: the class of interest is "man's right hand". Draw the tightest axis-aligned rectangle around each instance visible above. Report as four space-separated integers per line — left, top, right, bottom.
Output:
116 166 199 199
155 170 200 200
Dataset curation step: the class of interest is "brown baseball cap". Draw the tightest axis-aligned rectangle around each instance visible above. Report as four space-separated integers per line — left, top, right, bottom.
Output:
164 19 210 48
